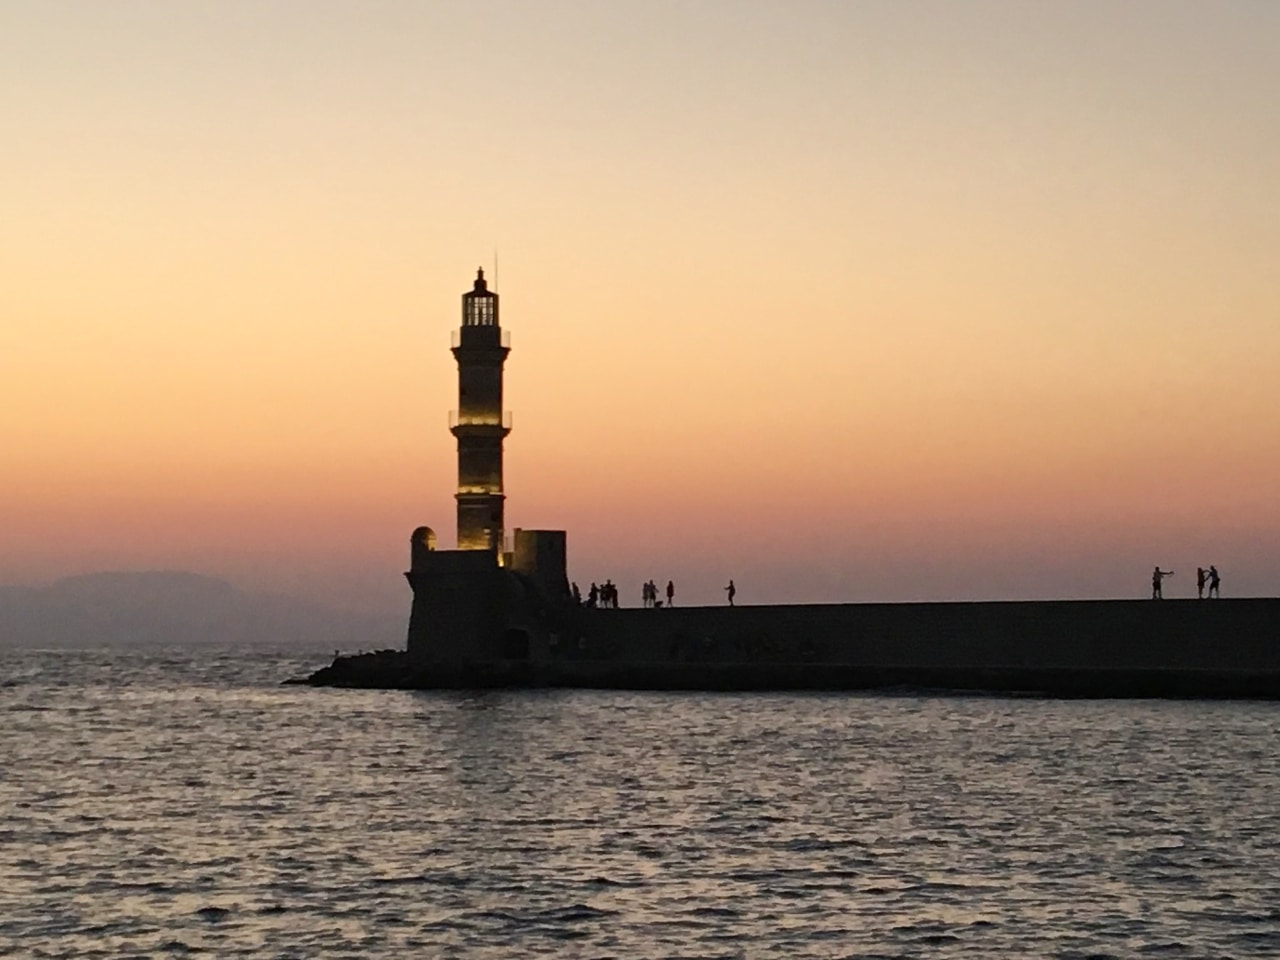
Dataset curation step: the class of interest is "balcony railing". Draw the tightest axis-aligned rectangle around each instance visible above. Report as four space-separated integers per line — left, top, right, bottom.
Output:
449 410 513 430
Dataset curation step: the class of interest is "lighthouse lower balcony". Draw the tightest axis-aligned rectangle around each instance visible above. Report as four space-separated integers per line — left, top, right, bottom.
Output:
450 410 512 429
457 482 502 495
452 328 511 349
450 410 512 436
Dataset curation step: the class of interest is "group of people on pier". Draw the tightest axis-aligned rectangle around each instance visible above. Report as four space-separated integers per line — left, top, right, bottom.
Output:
1151 565 1221 599
571 579 743 608
572 579 678 608
573 580 619 608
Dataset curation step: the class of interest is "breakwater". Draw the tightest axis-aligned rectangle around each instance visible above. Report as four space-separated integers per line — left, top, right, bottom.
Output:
297 596 1280 698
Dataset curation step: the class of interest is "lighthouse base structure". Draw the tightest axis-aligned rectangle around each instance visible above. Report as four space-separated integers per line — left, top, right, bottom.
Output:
294 533 1280 698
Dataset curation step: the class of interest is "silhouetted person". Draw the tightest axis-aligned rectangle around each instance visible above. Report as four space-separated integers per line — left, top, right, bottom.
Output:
725 579 736 606
571 582 582 605
1196 567 1207 599
588 582 599 608
1152 567 1174 599
1208 565 1221 598
666 580 674 607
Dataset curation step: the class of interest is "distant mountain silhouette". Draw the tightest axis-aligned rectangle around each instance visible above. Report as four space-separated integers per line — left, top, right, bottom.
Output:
0 571 402 648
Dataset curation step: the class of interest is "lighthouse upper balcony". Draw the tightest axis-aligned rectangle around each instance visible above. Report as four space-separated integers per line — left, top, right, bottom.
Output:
450 410 513 431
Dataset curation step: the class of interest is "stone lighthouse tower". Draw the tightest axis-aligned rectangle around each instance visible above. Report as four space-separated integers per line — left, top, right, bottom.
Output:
451 268 510 555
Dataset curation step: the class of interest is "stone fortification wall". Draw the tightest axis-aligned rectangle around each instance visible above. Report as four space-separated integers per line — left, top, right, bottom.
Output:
511 529 570 604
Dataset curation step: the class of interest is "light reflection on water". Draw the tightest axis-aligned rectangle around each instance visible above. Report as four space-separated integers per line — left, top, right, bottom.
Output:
3 645 1280 957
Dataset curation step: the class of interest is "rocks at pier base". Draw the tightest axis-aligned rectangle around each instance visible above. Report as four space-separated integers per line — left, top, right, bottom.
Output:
285 650 548 689
284 650 413 689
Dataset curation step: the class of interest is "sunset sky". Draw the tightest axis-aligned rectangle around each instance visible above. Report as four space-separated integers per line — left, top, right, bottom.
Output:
4 0 1279 611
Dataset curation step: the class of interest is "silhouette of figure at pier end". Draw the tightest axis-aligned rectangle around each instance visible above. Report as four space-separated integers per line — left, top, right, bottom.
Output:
1152 567 1174 599
666 580 675 608
1208 565 1221 598
725 579 736 606
1197 567 1208 599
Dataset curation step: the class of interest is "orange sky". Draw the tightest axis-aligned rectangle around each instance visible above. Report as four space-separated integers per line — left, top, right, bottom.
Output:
3 1 1279 610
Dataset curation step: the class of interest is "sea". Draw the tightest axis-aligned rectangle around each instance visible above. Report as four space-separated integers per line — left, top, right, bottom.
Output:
3 644 1280 959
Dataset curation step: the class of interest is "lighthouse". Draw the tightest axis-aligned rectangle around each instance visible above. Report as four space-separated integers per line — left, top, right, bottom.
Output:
451 268 511 555
402 269 566 667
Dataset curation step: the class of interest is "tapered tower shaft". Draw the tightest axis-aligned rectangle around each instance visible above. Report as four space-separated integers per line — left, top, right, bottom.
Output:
450 268 510 554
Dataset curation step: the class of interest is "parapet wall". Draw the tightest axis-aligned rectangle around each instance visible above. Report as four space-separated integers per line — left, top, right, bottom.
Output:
561 599 1280 672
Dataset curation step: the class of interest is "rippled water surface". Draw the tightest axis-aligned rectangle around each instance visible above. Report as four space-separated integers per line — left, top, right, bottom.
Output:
4 645 1280 958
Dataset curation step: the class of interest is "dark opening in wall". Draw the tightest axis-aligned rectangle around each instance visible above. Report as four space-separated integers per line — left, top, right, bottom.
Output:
502 629 531 660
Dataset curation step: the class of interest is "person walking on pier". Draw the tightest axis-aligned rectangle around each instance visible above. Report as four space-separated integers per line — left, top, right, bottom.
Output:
1208 565 1221 598
1197 567 1208 599
666 580 675 608
725 579 736 606
1152 567 1174 599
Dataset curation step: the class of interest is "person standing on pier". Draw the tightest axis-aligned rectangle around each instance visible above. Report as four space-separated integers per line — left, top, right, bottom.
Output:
1152 567 1174 599
725 579 736 606
1197 567 1208 599
666 580 675 607
1208 565 1221 598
